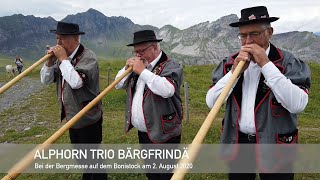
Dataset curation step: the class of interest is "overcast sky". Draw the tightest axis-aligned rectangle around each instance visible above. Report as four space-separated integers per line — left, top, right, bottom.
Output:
1 0 320 33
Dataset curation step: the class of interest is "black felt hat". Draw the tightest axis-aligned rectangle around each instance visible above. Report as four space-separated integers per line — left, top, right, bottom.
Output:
229 6 279 27
50 22 85 35
127 30 162 46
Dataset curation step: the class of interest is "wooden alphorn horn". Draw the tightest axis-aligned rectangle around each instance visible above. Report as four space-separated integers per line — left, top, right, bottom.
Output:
1 67 133 180
171 60 246 180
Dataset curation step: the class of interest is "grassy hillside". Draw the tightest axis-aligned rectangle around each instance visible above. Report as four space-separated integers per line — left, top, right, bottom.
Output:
0 54 34 80
0 59 319 179
0 55 14 80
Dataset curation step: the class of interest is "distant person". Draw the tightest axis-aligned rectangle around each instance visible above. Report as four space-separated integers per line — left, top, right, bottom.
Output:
206 6 311 180
14 55 23 74
115 30 183 180
40 21 107 180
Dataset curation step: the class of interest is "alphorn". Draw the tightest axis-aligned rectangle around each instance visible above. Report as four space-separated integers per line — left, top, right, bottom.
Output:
171 60 246 180
1 67 133 180
0 54 53 95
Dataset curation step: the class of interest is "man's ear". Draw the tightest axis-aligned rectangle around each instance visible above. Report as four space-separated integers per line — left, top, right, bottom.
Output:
73 35 80 42
151 44 157 51
267 27 274 39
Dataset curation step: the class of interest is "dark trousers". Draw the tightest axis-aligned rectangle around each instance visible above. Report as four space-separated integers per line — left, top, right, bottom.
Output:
138 131 181 180
17 66 23 74
228 131 294 180
69 117 108 180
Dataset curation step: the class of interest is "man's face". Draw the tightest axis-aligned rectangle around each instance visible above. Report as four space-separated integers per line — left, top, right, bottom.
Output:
133 43 157 63
56 34 78 55
238 23 273 50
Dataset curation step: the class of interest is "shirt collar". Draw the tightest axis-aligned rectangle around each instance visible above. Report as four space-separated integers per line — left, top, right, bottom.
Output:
149 51 162 69
69 44 80 60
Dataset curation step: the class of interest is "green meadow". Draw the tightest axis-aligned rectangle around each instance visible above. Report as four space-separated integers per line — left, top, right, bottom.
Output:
0 58 319 179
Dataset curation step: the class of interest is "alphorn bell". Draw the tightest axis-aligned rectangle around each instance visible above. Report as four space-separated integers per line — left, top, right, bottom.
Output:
1 67 133 180
171 60 246 180
0 54 53 95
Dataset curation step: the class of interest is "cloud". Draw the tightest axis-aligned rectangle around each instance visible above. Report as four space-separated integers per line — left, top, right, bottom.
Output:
0 0 319 32
0 1 72 20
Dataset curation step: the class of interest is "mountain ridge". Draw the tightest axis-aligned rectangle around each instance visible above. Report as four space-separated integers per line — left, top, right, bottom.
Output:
0 8 319 64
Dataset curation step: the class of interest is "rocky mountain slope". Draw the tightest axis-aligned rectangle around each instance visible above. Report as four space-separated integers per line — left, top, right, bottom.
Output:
158 14 320 64
0 9 319 64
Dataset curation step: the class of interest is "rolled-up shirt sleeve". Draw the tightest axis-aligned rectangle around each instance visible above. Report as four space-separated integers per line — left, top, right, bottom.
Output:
115 67 132 89
261 61 308 113
59 60 83 89
206 71 239 108
139 69 175 98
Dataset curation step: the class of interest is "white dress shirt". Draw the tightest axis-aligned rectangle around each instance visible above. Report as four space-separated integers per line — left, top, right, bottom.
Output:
115 51 175 132
40 45 83 102
206 45 308 134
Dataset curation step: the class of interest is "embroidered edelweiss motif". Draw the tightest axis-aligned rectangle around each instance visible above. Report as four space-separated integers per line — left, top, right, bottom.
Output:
262 83 270 93
248 14 256 20
171 79 176 85
153 65 163 75
78 72 86 79
226 65 232 73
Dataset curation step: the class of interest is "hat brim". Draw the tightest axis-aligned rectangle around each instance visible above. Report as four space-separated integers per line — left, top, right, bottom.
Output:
127 39 162 46
229 17 279 27
49 30 85 35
